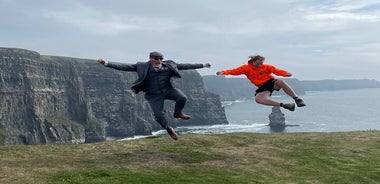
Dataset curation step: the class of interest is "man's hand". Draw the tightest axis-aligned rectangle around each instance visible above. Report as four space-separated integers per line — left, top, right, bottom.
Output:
204 63 211 68
216 71 222 75
285 73 292 77
98 59 105 65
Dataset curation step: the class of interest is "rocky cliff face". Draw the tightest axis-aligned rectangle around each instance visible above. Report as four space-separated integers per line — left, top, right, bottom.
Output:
0 47 228 145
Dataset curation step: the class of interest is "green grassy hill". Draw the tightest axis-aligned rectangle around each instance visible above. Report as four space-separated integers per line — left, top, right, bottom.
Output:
1 131 379 183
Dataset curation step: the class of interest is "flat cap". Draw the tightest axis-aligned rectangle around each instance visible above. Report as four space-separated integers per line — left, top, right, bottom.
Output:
149 51 163 58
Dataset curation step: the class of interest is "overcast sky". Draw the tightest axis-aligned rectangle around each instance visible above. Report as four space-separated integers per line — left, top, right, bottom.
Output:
1 0 380 80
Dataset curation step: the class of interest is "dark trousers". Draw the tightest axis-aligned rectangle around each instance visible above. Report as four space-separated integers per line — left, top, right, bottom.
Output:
144 88 187 129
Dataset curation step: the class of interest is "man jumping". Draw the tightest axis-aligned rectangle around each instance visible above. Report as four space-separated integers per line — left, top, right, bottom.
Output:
98 51 211 140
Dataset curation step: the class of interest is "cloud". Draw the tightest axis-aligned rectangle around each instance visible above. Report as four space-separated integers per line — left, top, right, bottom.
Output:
42 10 181 36
305 12 380 21
293 1 380 33
326 1 380 11
1 0 380 80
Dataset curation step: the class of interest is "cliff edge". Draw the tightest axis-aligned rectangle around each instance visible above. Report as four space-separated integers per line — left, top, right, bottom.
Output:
0 47 227 144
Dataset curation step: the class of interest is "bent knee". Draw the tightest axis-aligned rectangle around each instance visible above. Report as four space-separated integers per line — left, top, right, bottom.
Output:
275 79 286 85
255 96 264 104
177 96 187 103
274 79 287 89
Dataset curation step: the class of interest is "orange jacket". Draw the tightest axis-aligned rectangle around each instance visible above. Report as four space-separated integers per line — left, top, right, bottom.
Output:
220 62 290 87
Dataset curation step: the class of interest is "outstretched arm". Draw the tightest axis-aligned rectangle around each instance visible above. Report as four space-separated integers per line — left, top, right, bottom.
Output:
98 59 137 71
177 63 211 70
270 65 291 77
216 65 246 76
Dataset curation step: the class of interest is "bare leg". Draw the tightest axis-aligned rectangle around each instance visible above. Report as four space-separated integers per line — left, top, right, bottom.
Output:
274 79 306 107
255 91 281 107
274 79 297 98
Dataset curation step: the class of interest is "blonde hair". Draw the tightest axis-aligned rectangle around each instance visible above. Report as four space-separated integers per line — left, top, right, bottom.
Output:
248 55 265 63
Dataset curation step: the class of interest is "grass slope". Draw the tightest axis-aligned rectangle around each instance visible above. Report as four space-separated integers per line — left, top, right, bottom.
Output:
1 131 379 183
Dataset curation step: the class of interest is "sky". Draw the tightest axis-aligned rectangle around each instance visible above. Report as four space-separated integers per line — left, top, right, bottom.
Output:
1 0 380 80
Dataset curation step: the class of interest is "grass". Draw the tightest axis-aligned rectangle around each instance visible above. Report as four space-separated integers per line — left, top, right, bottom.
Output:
0 131 379 183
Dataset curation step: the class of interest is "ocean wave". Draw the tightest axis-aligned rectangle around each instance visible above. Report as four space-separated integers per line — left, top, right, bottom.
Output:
221 99 248 107
175 123 268 135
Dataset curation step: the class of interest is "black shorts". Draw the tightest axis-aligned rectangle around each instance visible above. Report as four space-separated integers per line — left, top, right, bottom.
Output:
255 79 279 96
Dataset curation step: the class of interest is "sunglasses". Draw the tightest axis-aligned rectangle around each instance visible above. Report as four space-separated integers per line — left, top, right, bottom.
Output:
154 57 164 60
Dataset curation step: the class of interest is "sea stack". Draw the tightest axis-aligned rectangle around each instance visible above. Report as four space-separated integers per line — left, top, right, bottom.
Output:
268 106 286 131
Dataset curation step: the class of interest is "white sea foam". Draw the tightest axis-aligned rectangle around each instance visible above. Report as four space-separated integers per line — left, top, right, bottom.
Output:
175 123 268 135
222 99 248 107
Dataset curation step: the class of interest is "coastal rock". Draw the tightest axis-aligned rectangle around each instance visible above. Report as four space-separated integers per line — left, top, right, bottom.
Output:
268 106 286 127
0 47 228 144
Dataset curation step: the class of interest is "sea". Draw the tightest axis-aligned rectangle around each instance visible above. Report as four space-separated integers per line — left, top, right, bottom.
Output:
123 88 380 140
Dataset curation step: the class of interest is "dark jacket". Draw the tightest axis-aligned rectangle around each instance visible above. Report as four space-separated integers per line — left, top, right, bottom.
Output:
106 60 204 94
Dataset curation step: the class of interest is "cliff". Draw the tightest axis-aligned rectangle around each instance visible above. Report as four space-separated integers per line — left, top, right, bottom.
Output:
0 47 227 145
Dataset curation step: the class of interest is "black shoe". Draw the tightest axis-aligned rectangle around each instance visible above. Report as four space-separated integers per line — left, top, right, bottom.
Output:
295 98 306 107
167 127 178 140
282 103 295 111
